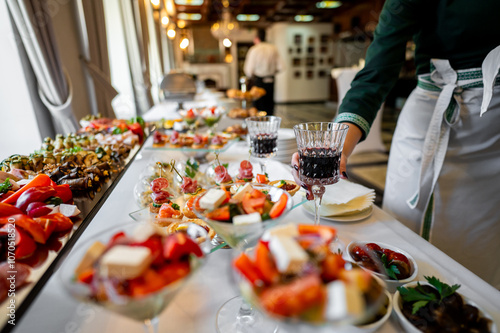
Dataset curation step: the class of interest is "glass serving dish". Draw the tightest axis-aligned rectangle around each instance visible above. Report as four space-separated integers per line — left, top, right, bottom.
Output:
59 221 209 333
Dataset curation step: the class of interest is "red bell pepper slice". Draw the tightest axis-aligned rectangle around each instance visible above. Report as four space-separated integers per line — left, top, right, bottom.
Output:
0 202 23 217
0 224 36 259
0 214 47 244
34 213 73 232
53 184 73 203
1 174 54 205
254 241 279 285
233 253 264 286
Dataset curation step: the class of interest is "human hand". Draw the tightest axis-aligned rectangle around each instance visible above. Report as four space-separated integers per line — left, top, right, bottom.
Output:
339 123 363 181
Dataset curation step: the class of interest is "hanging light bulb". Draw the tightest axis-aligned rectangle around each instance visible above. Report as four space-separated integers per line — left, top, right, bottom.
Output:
161 15 169 26
180 37 190 49
177 19 186 28
211 9 239 40
150 0 160 9
223 38 232 48
167 28 176 39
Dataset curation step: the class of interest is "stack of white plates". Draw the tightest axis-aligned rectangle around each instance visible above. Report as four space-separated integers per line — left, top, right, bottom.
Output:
275 128 297 164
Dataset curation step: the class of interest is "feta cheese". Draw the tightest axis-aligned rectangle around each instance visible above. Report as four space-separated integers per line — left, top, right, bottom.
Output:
262 223 299 241
268 235 308 274
231 183 254 202
324 280 365 321
233 212 262 225
199 189 227 210
100 245 153 280
74 241 106 276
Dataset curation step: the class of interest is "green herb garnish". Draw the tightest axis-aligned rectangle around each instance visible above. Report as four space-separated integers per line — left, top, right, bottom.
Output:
185 160 199 178
261 213 271 220
171 203 180 210
45 196 63 205
381 253 400 280
397 276 461 314
0 178 12 194
279 180 286 186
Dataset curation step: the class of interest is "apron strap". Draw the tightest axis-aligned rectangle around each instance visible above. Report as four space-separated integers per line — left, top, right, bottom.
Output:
407 60 461 239
481 45 500 116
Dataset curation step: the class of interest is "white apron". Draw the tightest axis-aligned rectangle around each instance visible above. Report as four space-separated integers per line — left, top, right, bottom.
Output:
383 46 500 288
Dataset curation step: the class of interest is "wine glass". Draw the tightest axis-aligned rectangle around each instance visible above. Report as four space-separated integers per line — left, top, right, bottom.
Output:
232 223 388 333
193 183 294 332
293 122 349 226
245 116 281 175
59 221 209 333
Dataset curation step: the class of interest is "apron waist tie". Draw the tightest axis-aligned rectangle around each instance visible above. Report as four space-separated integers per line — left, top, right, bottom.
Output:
408 47 500 239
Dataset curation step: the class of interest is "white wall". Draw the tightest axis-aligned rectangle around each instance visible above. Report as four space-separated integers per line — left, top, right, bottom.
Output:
268 22 333 103
0 1 42 157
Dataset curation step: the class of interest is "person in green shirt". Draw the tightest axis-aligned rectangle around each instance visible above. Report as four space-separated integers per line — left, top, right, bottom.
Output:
294 0 500 288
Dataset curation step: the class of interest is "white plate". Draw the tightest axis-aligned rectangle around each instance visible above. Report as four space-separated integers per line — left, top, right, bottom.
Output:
302 204 373 222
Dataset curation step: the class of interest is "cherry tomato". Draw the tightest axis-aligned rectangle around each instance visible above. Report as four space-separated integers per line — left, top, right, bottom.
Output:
350 246 368 261
366 242 382 252
388 251 410 265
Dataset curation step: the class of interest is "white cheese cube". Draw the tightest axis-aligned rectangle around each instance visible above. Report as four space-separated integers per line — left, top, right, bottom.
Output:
324 280 365 321
231 183 254 202
199 189 227 210
133 223 164 242
100 245 152 280
262 223 299 241
233 212 262 225
74 241 106 276
268 235 308 274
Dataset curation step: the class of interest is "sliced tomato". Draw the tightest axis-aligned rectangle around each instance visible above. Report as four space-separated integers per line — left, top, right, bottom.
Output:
128 269 166 296
242 191 266 214
297 224 336 242
158 261 191 285
131 235 164 266
206 205 230 221
321 253 345 283
163 232 203 261
269 193 288 219
254 242 279 285
220 186 231 205
33 218 56 243
259 275 326 318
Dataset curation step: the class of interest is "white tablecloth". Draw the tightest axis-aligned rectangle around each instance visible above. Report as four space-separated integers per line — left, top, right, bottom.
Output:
13 137 500 333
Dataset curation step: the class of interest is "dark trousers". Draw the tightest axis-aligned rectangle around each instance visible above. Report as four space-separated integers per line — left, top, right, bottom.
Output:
252 76 275 115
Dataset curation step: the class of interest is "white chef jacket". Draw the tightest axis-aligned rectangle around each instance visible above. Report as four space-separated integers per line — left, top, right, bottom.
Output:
244 42 284 78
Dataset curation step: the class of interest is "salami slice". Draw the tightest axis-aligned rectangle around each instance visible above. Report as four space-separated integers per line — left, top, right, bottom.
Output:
151 191 171 203
150 177 169 193
181 177 198 194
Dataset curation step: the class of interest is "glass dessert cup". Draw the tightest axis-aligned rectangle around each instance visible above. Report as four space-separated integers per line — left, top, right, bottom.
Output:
200 107 226 132
294 122 349 226
232 228 388 333
178 109 198 132
59 221 209 333
192 183 294 333
245 116 281 175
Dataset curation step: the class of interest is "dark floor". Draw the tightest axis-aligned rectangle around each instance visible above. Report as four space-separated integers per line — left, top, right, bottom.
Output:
275 102 400 206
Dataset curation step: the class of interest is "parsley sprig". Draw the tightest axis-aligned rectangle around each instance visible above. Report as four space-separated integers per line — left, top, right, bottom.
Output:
185 160 199 178
0 178 12 194
380 253 400 280
398 276 461 314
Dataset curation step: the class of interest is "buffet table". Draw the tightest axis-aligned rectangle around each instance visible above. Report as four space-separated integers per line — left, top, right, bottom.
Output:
12 136 500 333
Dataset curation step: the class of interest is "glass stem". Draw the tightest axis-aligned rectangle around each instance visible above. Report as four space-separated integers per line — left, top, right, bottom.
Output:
236 299 256 326
311 185 325 226
259 159 267 175
143 317 159 333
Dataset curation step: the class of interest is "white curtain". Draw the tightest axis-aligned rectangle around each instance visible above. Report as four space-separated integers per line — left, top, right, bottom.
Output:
7 0 78 135
79 0 118 119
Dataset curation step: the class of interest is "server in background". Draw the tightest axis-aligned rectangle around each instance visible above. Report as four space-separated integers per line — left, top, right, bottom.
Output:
244 29 284 115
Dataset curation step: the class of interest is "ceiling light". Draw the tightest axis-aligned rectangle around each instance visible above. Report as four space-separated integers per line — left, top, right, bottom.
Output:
316 1 342 8
174 0 204 5
177 13 202 20
177 19 186 28
167 28 176 39
222 38 232 48
180 37 190 49
211 9 239 40
236 14 260 22
294 15 314 22
161 16 169 26
150 0 160 8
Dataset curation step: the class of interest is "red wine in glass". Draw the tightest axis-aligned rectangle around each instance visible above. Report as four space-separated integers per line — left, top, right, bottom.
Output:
251 134 277 158
299 148 341 186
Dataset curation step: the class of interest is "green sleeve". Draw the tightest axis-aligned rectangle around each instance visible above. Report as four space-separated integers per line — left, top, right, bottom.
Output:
336 0 422 140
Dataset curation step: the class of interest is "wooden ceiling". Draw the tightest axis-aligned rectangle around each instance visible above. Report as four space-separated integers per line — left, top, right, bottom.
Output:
174 0 368 26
